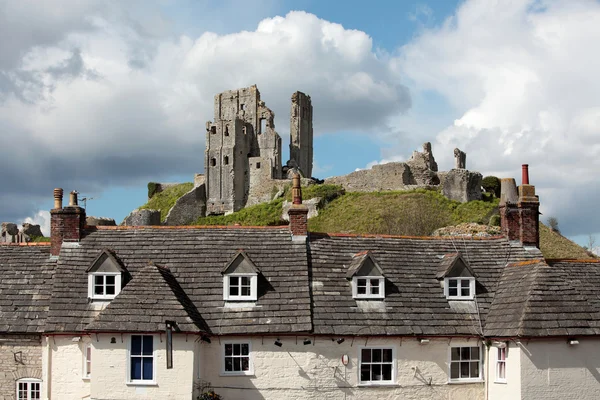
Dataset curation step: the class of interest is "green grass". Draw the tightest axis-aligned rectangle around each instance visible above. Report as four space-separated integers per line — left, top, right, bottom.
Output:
539 223 595 259
139 183 194 222
31 236 51 242
194 199 286 226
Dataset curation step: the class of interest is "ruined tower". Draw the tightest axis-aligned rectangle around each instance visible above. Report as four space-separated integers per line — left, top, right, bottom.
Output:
205 85 282 215
289 91 313 178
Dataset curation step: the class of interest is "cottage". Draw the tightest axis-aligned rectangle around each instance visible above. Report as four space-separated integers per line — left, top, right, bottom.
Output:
2 170 600 400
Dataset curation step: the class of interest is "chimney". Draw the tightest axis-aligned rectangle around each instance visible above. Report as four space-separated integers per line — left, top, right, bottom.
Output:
50 188 86 256
499 178 519 241
518 165 540 248
287 173 308 242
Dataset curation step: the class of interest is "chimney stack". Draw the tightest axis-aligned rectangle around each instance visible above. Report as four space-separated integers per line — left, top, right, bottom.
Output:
288 173 308 241
50 188 86 256
500 165 540 248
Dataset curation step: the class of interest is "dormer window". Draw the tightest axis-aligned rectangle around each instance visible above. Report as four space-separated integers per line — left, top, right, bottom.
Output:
436 252 477 300
346 251 385 300
87 249 126 301
222 251 259 301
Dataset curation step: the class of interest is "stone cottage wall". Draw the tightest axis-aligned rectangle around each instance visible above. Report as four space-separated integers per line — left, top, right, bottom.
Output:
0 334 42 400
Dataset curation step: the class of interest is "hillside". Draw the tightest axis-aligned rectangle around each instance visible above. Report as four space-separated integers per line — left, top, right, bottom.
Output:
136 183 593 260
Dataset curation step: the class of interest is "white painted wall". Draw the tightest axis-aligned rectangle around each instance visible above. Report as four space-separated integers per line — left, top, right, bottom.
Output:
487 342 520 400
90 333 196 400
200 336 484 400
519 339 600 400
42 336 91 400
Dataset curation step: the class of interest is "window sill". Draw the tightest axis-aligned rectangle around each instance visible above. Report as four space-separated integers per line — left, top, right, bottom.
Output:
357 382 398 387
126 381 158 386
448 379 484 384
82 377 90 381
494 380 507 384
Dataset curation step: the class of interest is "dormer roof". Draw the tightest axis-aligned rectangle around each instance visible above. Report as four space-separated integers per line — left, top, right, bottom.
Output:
435 252 477 280
221 250 260 275
86 249 126 274
346 251 384 279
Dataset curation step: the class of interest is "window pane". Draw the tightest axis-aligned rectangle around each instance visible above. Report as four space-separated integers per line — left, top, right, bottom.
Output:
449 279 458 288
371 285 380 295
233 344 241 355
142 336 153 355
233 358 241 371
230 286 239 296
105 285 115 295
241 343 249 355
372 349 382 362
225 344 233 356
460 361 470 378
94 284 104 295
498 362 505 379
370 279 380 287
131 357 142 380
461 280 470 288
498 348 505 360
225 357 233 371
242 357 249 371
461 287 470 296
461 347 470 360
106 275 115 285
383 349 392 362
95 275 104 285
357 286 367 294
450 362 459 379
471 347 479 361
241 286 251 296
372 364 382 381
470 361 479 378
357 278 367 287
241 277 251 286
131 336 141 355
360 365 371 382
449 287 458 296
451 348 460 360
229 276 239 286
361 349 371 362
32 383 40 399
382 363 392 381
142 357 153 380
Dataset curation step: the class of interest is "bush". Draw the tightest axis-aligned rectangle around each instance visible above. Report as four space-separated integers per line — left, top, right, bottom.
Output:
198 391 222 400
489 214 501 226
147 182 159 199
481 176 501 198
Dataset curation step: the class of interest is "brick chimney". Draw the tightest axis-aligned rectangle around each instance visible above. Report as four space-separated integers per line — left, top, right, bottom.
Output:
517 165 540 248
499 178 519 241
288 173 308 242
500 165 540 248
50 189 86 256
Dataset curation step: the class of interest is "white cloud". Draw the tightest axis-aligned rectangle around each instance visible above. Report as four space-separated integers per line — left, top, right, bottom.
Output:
0 8 410 223
399 0 600 237
21 210 51 237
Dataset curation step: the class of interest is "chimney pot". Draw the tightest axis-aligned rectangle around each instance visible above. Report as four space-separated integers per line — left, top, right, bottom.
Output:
292 173 302 205
288 173 308 241
53 188 64 210
69 191 78 207
522 164 529 185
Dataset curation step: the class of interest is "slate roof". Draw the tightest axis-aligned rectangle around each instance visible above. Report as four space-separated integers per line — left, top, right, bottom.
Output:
0 244 55 333
308 234 539 336
485 259 600 337
46 226 311 334
86 263 207 333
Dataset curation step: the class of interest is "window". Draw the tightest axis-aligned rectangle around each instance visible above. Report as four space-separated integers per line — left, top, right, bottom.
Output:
445 277 475 300
352 277 384 299
255 162 261 169
83 343 92 379
224 275 257 301
16 379 41 400
88 273 121 300
129 335 154 383
496 347 506 383
359 347 394 385
224 156 229 165
225 126 229 136
240 103 245 110
449 346 482 382
223 342 252 375
211 158 217 167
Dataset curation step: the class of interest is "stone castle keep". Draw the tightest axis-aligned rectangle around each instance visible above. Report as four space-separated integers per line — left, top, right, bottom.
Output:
119 85 482 226
205 85 313 215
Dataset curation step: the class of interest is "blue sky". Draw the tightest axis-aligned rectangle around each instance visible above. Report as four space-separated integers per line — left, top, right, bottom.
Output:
2 0 600 248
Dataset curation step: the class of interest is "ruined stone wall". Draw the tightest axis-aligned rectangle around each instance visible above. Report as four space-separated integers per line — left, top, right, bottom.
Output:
164 184 207 225
325 162 415 192
289 91 313 178
0 334 42 400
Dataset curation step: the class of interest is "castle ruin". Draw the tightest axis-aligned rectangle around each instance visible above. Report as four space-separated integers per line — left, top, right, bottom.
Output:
205 85 313 215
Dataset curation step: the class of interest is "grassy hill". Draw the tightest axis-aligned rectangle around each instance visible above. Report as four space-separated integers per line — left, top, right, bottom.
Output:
137 183 593 259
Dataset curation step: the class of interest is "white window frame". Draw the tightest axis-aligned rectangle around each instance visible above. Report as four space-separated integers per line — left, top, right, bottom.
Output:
16 378 42 400
127 335 156 385
88 272 121 300
448 345 483 383
82 343 92 380
352 276 385 299
495 347 507 383
223 274 257 301
444 277 475 300
221 341 253 376
358 346 396 386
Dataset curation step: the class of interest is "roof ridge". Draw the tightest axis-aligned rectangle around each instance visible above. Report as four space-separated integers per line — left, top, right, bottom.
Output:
311 232 506 240
0 242 51 246
546 258 600 263
90 225 288 231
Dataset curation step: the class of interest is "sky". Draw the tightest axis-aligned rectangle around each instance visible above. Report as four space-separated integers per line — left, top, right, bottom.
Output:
1 0 599 247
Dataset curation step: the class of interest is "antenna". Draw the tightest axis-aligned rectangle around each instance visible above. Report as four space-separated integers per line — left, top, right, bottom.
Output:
80 196 95 210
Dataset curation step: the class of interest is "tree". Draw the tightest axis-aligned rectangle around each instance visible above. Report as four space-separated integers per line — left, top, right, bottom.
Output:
481 176 501 198
547 217 560 234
